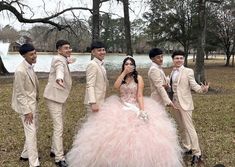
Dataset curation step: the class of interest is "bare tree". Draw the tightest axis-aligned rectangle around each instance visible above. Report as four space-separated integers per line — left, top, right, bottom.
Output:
91 0 110 42
91 0 133 56
232 0 235 67
0 25 19 44
92 0 101 42
212 1 234 66
0 1 92 30
0 0 92 75
118 0 133 56
195 0 222 83
195 0 206 83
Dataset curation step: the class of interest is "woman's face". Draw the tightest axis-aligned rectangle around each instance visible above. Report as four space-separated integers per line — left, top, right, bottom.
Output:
122 58 136 74
124 59 134 67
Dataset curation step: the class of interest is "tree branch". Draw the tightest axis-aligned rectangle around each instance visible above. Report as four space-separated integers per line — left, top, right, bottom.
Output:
0 1 92 30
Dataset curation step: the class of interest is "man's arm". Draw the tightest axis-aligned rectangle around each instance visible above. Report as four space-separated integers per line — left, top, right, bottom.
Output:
86 63 99 112
188 69 206 93
54 58 65 88
150 68 172 106
14 71 31 114
14 71 34 124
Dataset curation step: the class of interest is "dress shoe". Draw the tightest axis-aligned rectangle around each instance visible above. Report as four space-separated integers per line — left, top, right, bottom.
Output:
55 160 68 167
50 152 55 157
20 157 40 161
184 149 193 155
19 157 28 161
191 155 202 166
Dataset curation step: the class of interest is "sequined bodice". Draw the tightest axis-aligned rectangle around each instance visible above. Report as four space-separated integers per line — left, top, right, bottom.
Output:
120 80 138 104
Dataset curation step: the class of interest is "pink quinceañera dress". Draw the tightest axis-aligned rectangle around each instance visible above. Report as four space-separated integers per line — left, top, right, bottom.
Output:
67 80 183 167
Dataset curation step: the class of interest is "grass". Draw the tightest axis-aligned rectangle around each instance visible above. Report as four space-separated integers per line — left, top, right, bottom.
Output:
0 58 234 167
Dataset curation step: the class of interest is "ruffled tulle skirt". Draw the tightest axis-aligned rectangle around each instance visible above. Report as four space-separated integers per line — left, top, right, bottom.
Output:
67 95 183 167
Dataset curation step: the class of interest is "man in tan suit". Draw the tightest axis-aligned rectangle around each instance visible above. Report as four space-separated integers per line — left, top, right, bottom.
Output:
148 48 176 109
12 43 40 167
43 40 72 167
169 50 209 166
84 41 108 113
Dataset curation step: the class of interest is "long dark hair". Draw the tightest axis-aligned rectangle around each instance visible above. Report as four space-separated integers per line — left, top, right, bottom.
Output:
121 57 138 84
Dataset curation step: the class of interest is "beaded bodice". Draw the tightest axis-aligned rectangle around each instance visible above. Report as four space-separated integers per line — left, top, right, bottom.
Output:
120 80 138 104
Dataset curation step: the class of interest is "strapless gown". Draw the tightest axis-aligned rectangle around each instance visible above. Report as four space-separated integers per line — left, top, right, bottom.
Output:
67 80 183 167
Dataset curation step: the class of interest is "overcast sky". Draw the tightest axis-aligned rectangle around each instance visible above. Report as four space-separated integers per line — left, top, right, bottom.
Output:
0 0 149 30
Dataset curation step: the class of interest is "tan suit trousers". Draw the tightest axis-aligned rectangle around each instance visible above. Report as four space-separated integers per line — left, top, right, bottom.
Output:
45 99 66 162
171 97 201 156
20 112 40 167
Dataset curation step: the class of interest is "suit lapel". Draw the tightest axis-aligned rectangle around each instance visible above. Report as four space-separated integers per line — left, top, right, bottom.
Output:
23 61 36 87
177 66 185 85
65 62 72 83
94 59 107 81
26 69 36 87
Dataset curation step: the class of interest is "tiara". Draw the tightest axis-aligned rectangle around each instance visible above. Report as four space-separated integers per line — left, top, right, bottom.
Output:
123 55 134 60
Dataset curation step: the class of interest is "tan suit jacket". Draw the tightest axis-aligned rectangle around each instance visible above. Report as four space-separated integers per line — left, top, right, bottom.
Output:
12 60 39 115
148 63 171 106
171 66 203 111
43 55 72 104
84 57 108 106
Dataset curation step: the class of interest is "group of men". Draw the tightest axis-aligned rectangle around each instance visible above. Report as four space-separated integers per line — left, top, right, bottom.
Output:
11 40 209 167
148 48 209 165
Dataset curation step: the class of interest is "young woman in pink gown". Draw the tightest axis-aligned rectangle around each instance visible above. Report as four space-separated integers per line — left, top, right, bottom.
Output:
67 57 183 167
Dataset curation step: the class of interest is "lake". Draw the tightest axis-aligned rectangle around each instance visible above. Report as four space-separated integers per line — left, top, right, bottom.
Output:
2 53 177 73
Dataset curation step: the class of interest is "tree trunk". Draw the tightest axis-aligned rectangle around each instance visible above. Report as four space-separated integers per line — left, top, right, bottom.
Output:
193 52 196 62
195 0 206 83
92 0 100 42
232 0 235 67
91 0 101 60
0 56 9 75
123 0 133 56
225 53 231 66
232 53 234 67
184 45 189 67
205 51 209 60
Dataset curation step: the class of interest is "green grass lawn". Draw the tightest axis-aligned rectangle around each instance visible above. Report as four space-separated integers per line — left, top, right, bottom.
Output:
0 59 234 167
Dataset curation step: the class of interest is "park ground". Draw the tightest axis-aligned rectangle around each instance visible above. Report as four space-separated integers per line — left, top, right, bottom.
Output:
0 58 234 167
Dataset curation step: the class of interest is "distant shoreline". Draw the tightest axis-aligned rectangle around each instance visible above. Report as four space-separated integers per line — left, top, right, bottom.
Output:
7 52 128 56
7 52 227 58
0 58 232 80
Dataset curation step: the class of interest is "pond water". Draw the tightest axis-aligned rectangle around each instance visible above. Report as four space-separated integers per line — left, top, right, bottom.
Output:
2 53 177 73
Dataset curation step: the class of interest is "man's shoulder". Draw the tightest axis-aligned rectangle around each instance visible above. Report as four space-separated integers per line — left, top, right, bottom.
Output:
149 65 156 70
183 67 193 73
15 62 26 72
149 66 161 73
88 60 99 67
89 59 96 64
52 55 66 63
86 60 99 72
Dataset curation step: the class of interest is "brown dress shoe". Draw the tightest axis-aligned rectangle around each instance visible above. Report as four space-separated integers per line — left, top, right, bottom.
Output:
191 155 204 166
184 149 193 155
19 157 28 161
55 160 68 167
50 152 55 157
